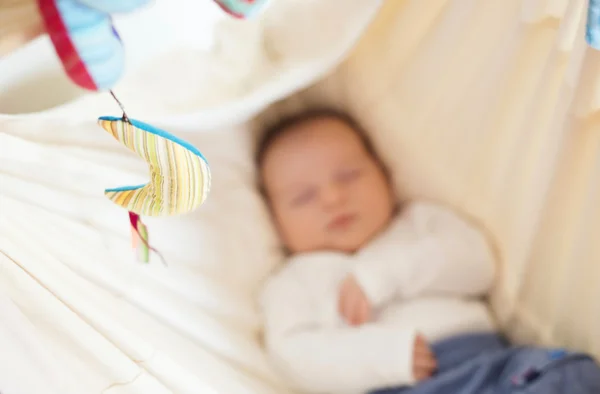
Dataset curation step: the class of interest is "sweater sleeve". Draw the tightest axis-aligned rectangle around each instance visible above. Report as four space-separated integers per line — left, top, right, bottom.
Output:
353 202 497 307
260 268 417 394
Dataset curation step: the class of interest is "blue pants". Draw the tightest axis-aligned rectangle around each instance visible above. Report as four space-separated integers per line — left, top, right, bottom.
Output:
372 333 600 394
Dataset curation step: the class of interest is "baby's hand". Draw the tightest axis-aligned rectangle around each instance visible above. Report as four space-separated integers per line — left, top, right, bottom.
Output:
338 274 371 326
413 333 437 381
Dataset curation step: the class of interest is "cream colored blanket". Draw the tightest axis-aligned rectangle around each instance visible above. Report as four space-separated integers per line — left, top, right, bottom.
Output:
0 1 381 393
0 1 599 393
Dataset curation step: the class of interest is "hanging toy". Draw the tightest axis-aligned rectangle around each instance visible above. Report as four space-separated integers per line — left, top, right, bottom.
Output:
36 0 152 91
588 0 600 50
98 92 211 264
36 0 270 262
214 0 271 19
37 0 271 91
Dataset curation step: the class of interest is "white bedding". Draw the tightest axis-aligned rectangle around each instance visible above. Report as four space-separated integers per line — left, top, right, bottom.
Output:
0 121 288 394
0 1 382 393
1 0 599 393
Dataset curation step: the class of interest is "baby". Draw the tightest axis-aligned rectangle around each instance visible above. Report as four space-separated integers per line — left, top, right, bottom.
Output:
257 109 600 394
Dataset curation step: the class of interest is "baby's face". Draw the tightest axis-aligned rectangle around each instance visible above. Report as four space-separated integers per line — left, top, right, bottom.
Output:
261 116 395 254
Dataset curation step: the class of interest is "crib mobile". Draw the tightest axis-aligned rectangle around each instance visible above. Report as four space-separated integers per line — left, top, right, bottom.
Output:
37 0 270 264
589 0 600 50
36 0 598 265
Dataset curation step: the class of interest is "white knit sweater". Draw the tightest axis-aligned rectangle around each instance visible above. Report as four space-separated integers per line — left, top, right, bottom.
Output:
259 202 498 394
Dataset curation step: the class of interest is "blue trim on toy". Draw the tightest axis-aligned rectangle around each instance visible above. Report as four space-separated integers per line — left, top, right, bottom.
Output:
98 116 209 164
217 0 271 18
105 183 146 193
57 0 124 90
76 0 153 14
587 0 600 50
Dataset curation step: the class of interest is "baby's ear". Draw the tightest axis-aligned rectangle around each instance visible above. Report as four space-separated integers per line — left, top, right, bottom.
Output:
254 165 267 196
378 159 394 186
257 180 268 199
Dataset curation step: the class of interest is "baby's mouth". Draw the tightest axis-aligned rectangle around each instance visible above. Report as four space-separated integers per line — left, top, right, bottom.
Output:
327 213 357 231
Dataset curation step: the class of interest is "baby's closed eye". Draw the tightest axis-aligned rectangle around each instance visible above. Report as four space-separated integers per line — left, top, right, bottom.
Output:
336 168 363 183
291 187 318 206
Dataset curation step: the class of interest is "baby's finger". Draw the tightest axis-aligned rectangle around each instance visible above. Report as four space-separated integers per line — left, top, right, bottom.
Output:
350 298 364 325
345 305 356 325
338 293 352 322
414 348 431 361
362 300 371 324
414 354 438 371
413 366 434 381
361 296 371 319
345 293 362 325
414 344 434 357
354 300 369 325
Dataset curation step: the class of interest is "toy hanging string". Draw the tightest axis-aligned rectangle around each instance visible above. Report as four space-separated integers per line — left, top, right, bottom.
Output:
109 90 129 122
109 90 168 267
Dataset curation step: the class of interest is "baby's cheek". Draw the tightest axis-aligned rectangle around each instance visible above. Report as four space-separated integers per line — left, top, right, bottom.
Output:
279 210 324 251
353 181 386 209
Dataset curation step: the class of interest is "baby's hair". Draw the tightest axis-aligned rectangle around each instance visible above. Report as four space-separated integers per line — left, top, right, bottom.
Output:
255 107 390 195
256 107 381 169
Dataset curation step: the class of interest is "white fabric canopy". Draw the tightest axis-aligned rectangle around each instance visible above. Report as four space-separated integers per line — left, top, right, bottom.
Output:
0 0 599 393
323 0 600 356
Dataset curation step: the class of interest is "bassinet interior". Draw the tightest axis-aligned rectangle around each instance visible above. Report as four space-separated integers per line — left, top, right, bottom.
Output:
0 1 599 393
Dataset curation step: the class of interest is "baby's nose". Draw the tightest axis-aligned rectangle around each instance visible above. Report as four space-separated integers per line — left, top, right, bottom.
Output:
321 184 346 207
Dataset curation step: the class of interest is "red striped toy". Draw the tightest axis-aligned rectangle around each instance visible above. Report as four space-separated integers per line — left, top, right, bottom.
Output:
37 0 270 91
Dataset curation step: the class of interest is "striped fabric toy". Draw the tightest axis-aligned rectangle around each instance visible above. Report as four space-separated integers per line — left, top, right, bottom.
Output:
98 116 211 217
98 114 212 263
36 0 267 263
588 0 600 50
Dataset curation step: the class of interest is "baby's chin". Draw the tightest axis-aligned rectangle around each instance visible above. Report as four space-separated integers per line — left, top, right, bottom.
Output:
285 225 387 255
286 237 366 255
328 229 381 254
333 239 370 254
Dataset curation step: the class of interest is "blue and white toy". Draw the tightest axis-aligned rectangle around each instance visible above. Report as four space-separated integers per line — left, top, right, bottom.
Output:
587 0 600 50
37 0 271 92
